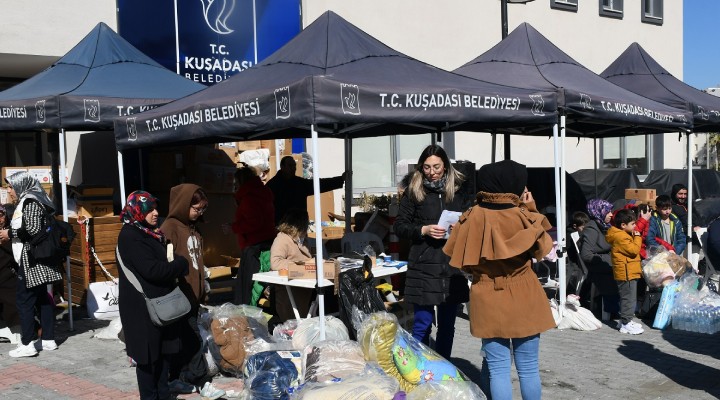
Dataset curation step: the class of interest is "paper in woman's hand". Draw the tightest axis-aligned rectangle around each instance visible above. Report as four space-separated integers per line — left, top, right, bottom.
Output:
438 210 461 239
167 243 174 262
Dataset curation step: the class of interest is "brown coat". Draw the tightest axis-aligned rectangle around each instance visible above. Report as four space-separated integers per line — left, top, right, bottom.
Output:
269 232 314 322
443 192 555 339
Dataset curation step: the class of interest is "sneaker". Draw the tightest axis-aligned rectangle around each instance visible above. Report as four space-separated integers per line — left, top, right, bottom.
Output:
9 342 38 358
168 379 196 394
619 322 644 335
199 382 226 400
627 320 643 330
35 340 58 351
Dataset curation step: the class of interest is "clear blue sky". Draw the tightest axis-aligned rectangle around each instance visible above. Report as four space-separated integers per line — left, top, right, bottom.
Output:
684 0 720 89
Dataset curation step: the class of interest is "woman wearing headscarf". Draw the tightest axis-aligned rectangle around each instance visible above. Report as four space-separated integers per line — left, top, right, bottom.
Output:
117 191 189 400
0 172 60 358
443 160 555 400
580 199 620 318
0 204 20 342
393 144 471 360
159 184 209 393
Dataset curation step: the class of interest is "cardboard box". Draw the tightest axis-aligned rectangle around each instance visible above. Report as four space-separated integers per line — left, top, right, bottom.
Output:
268 154 304 180
236 140 263 152
0 187 9 204
260 139 292 156
194 145 237 166
288 260 336 280
214 143 240 164
77 201 114 218
2 167 27 182
625 188 657 202
307 191 335 222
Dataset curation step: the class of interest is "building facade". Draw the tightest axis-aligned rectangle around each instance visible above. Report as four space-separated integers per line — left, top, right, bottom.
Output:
0 0 687 193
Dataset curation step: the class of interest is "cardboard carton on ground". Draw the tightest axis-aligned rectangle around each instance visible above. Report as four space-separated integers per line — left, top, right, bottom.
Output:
288 260 336 280
77 201 114 218
625 188 656 202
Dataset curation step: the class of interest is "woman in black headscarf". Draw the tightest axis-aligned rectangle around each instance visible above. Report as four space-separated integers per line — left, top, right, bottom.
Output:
393 145 472 360
0 171 61 358
444 160 555 400
117 191 189 400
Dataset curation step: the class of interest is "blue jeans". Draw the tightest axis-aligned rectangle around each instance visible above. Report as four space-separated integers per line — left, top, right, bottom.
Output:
412 303 458 359
482 335 541 400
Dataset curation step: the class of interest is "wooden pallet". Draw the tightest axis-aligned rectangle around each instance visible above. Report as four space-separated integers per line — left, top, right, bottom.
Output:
63 216 121 305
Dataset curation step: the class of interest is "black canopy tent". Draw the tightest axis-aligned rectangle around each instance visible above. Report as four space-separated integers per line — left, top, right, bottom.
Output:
113 11 562 333
601 42 720 240
453 22 693 307
571 168 642 204
0 22 204 327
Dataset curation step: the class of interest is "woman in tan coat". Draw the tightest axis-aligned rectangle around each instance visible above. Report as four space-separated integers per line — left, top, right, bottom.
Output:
269 209 314 322
444 160 555 400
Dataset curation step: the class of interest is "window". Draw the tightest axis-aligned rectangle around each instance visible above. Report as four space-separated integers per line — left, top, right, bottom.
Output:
352 134 433 193
550 0 578 12
641 0 663 25
599 0 623 19
601 135 651 175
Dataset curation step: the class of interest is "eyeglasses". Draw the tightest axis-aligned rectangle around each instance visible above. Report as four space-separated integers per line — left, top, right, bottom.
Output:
191 205 207 215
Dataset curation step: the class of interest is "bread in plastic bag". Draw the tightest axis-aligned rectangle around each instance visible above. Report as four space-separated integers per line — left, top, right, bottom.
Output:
406 381 486 400
302 340 367 383
291 316 349 349
290 367 399 400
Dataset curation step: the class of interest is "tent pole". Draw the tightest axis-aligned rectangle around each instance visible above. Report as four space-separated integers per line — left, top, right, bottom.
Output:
594 137 598 199
687 132 694 261
310 125 326 340
559 115 567 311
504 133 511 160
59 129 73 331
552 121 564 319
118 151 127 204
344 135 353 235
491 132 496 163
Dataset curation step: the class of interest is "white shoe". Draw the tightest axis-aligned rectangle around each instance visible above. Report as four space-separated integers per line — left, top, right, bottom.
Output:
627 320 643 330
9 342 38 358
619 322 644 335
35 340 58 351
199 382 225 400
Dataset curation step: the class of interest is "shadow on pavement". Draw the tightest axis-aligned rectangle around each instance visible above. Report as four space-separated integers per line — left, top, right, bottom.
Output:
54 306 113 339
617 340 720 398
661 328 720 359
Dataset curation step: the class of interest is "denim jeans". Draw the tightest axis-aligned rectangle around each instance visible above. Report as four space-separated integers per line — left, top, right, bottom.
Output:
412 303 458 359
482 335 541 400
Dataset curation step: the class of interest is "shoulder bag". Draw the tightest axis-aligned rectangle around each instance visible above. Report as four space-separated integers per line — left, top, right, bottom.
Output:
116 247 190 326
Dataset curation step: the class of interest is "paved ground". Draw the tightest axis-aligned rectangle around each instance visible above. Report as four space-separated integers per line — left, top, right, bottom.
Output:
0 307 717 399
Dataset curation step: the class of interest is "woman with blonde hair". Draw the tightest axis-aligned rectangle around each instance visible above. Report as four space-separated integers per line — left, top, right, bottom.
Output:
393 144 471 360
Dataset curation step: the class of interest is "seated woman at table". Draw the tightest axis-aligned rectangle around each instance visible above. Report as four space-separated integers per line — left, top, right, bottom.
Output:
269 208 315 323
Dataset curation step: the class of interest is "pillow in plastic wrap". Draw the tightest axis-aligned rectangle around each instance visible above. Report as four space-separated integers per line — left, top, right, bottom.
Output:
291 369 399 400
302 340 367 383
291 316 349 349
407 381 486 400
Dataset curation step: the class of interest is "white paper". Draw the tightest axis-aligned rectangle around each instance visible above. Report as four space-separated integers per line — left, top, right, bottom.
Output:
438 210 461 239
167 243 174 262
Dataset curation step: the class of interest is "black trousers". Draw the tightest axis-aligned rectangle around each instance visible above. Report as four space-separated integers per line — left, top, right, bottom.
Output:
169 311 207 385
136 357 171 400
15 276 54 346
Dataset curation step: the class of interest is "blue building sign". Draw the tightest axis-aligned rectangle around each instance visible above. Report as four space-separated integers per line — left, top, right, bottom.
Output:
117 0 301 85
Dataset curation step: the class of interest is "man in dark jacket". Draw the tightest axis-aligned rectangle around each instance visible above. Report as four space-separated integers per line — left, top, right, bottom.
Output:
266 155 345 224
671 183 689 233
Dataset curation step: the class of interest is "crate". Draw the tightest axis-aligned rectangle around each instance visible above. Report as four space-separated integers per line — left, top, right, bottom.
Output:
64 216 121 305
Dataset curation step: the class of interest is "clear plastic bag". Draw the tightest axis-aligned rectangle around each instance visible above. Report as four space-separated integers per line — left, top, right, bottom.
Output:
243 350 302 399
291 316 349 349
301 340 367 384
290 368 399 400
273 319 299 341
642 247 690 288
407 381 486 400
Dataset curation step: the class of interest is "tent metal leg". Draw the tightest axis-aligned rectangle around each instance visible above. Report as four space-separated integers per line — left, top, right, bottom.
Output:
310 125 326 340
59 129 73 331
117 151 126 204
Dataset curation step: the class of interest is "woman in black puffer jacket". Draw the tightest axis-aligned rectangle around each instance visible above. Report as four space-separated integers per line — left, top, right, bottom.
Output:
394 145 471 360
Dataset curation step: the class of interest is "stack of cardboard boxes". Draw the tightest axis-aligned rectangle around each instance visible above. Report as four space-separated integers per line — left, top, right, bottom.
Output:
625 188 657 209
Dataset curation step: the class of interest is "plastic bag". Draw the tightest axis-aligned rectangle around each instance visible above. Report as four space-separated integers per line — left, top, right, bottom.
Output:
550 295 602 331
407 381 486 400
338 261 387 340
642 247 691 288
93 317 122 340
244 350 302 399
291 368 399 400
273 319 299 341
301 340 367 383
292 316 349 349
653 280 681 329
670 272 720 333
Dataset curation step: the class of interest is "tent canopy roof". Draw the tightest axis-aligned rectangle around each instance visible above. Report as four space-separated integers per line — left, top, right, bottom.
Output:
114 11 560 150
0 22 204 131
602 42 720 130
454 23 693 137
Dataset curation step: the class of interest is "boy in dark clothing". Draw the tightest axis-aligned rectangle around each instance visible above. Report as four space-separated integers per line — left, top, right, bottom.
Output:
647 195 686 256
